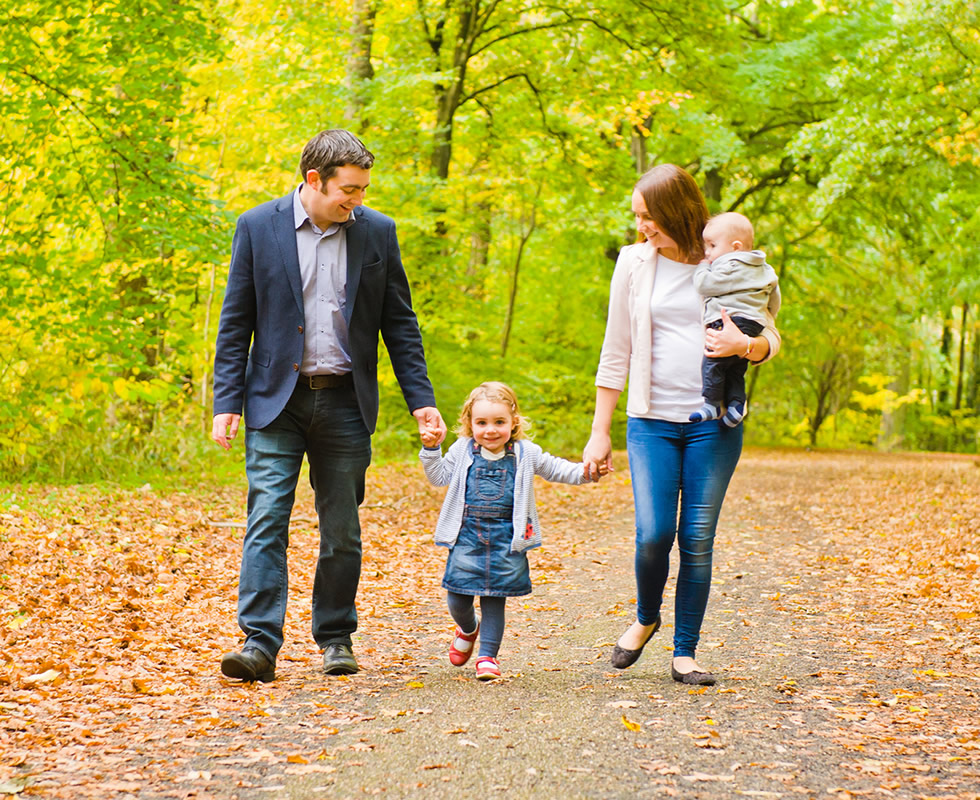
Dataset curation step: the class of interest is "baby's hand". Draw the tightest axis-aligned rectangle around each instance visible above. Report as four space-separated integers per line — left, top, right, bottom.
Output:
420 428 440 448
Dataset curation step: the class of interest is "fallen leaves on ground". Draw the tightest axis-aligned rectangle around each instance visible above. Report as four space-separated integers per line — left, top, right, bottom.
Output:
1 449 978 797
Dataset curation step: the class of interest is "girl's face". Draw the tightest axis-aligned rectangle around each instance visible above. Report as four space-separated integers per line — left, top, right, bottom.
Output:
631 190 680 260
470 399 514 454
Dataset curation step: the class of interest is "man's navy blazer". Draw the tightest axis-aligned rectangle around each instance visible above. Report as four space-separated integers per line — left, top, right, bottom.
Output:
212 192 436 433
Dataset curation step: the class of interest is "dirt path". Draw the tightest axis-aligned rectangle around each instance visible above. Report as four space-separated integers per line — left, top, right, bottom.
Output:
3 449 979 799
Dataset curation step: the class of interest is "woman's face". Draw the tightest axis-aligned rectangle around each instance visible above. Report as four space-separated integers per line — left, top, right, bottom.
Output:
631 191 680 259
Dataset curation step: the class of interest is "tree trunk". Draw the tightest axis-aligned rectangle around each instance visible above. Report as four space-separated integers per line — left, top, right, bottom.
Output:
201 131 227 430
431 74 466 182
467 198 492 292
968 304 980 411
808 358 838 447
703 168 723 204
345 0 377 132
954 302 968 410
877 348 910 450
501 183 541 358
630 127 648 175
938 310 952 411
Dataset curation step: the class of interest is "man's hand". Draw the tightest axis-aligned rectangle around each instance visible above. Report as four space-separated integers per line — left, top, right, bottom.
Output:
414 406 447 447
212 413 242 450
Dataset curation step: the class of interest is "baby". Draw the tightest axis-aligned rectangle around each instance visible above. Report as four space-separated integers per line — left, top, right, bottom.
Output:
689 212 781 427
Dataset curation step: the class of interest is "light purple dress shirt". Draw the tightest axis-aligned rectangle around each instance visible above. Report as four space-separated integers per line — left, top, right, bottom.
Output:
292 184 356 375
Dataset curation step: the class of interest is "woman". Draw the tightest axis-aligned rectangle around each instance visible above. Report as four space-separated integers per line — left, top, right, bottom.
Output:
583 164 780 685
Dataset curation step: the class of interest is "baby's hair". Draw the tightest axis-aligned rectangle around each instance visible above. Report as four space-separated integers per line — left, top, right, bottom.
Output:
455 381 531 441
706 211 754 250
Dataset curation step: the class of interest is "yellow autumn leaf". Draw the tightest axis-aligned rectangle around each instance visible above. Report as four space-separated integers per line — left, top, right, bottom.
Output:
287 755 309 764
24 668 61 684
407 681 424 688
621 715 642 732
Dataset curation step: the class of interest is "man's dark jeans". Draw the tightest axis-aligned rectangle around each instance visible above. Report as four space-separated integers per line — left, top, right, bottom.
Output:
239 381 372 660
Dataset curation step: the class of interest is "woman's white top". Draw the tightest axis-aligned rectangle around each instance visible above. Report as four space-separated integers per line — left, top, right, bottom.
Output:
595 241 780 420
643 253 705 422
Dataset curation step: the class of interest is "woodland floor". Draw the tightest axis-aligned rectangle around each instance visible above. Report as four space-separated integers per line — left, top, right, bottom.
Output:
1 448 979 799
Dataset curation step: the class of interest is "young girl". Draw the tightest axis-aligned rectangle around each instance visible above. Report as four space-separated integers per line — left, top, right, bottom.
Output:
420 382 596 680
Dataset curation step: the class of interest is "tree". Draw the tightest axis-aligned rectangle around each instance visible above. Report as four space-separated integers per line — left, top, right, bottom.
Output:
0 0 223 476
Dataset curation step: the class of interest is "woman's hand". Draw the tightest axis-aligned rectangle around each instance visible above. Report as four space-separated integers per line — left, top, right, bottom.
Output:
704 308 743 357
704 308 764 360
583 432 613 483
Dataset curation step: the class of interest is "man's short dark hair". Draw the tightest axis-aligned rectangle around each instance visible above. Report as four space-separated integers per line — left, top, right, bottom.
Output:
300 130 375 181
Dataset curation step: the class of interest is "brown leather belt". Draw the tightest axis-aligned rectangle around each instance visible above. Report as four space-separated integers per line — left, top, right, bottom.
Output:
299 373 353 390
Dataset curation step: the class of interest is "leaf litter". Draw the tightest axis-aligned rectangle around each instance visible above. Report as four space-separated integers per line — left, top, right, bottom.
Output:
0 450 978 797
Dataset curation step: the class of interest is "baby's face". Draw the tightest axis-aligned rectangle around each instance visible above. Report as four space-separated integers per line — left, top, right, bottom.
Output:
702 222 737 263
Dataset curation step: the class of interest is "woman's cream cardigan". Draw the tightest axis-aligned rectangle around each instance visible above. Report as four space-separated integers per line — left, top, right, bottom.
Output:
594 242 781 417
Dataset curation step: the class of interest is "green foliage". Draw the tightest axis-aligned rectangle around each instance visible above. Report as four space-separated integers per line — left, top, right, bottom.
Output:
0 0 227 479
2 0 979 483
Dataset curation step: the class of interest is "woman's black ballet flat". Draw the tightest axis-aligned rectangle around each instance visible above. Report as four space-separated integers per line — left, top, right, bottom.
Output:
610 614 662 670
670 665 716 685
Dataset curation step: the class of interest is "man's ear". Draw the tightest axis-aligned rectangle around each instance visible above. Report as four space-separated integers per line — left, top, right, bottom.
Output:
304 169 322 189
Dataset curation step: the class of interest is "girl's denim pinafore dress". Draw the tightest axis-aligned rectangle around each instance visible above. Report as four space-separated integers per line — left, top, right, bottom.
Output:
442 441 532 597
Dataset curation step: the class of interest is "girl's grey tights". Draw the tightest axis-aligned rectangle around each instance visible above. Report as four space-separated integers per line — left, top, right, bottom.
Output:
446 591 506 658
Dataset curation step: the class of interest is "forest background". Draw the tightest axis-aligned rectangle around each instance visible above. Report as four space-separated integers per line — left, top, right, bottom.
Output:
1 0 978 484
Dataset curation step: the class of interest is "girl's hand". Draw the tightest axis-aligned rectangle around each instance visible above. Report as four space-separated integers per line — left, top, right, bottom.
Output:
414 406 447 446
583 433 613 483
582 461 612 481
704 308 746 358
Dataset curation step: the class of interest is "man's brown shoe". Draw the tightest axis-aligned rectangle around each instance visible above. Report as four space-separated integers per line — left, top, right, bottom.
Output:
221 646 275 682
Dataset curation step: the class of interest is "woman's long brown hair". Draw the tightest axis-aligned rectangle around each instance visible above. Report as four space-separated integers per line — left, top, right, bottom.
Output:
634 165 709 263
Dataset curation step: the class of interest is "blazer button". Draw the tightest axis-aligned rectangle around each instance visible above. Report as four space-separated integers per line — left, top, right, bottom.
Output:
292 363 299 371
298 326 304 333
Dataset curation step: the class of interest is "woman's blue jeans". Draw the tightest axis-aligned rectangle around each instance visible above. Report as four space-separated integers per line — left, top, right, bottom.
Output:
239 382 372 660
626 417 742 659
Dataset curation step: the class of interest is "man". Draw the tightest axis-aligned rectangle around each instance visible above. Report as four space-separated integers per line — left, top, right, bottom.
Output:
212 129 446 681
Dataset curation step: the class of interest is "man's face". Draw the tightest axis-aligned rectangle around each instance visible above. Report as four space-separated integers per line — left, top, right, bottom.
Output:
304 165 371 227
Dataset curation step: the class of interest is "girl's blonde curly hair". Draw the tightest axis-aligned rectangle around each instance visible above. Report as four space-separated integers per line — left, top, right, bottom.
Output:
454 381 531 441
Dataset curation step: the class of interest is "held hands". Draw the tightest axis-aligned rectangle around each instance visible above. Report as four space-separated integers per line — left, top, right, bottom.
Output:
704 308 749 359
582 432 614 483
415 406 447 448
212 413 241 450
581 460 612 482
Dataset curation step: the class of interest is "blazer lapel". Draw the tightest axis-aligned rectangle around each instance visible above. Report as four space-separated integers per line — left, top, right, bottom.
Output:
343 207 366 325
272 193 303 314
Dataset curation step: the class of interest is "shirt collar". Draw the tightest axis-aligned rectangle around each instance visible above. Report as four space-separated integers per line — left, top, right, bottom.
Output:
293 184 356 233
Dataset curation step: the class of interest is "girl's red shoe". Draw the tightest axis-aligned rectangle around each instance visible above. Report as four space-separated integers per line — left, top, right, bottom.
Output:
474 656 501 680
448 622 480 666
